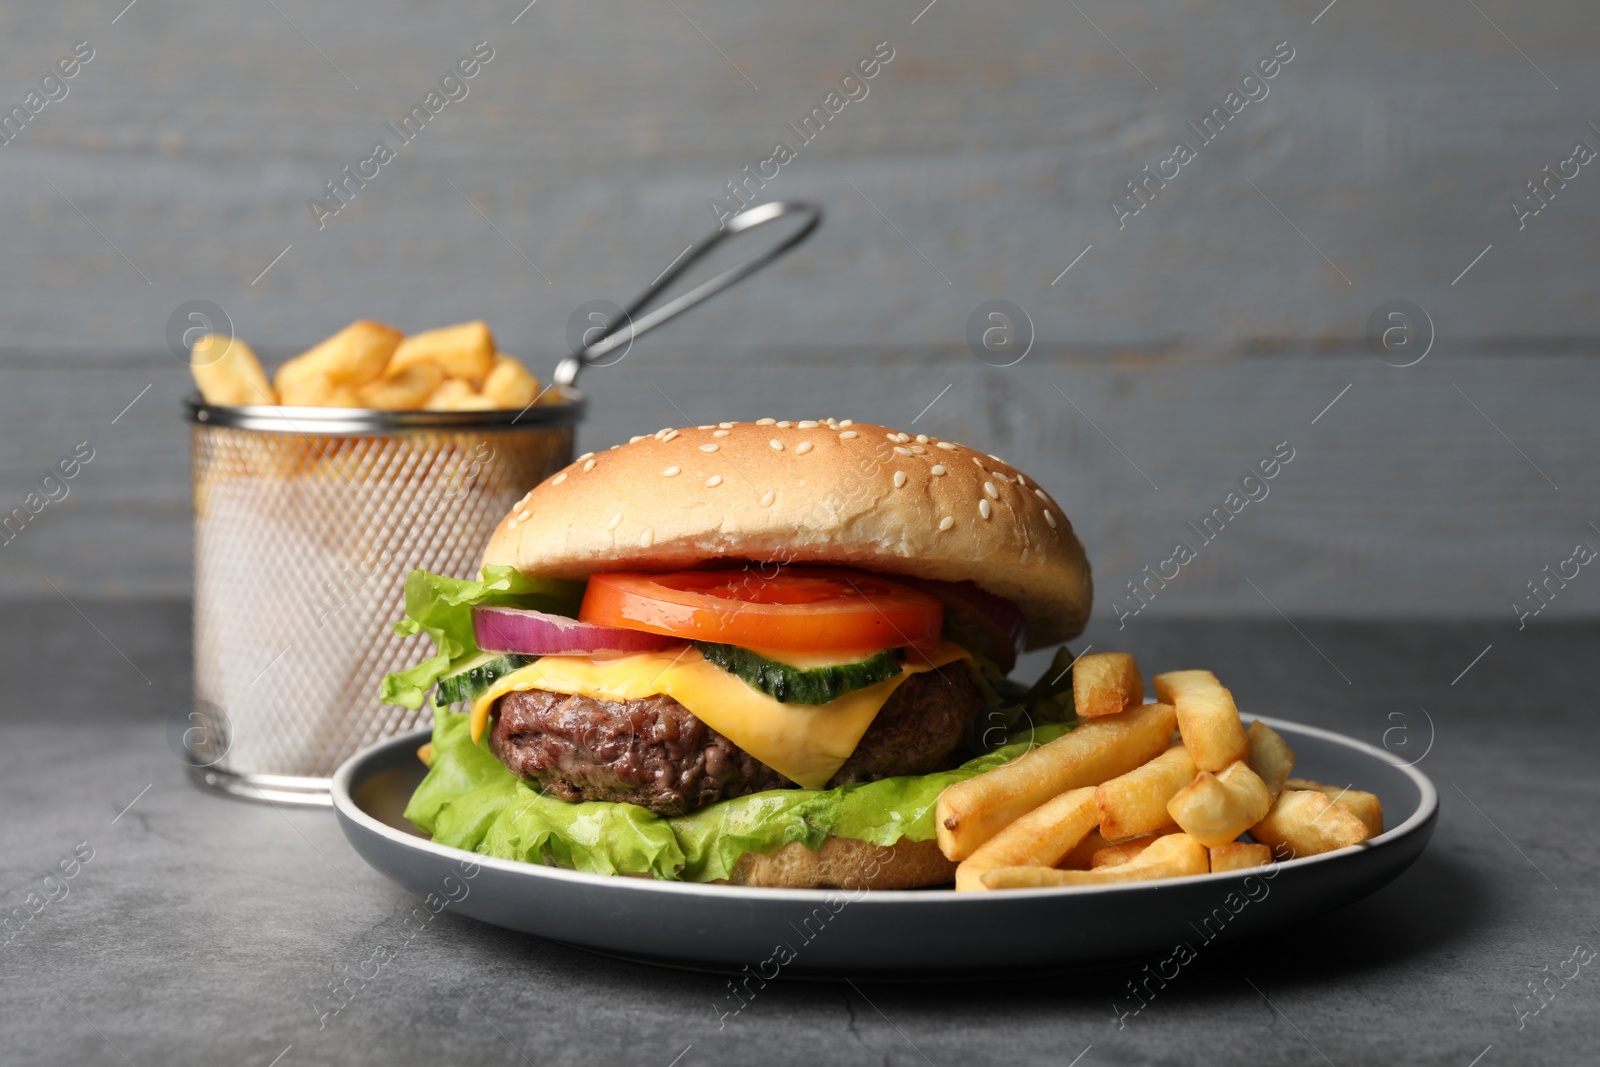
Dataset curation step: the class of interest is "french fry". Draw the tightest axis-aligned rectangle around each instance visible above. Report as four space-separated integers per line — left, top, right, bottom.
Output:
936 702 1177 861
275 320 402 396
190 335 276 406
389 320 495 383
424 378 497 411
358 361 445 410
954 788 1097 891
1073 652 1144 718
1090 832 1170 869
1208 841 1272 872
981 833 1209 888
1245 720 1296 798
1250 789 1372 858
278 370 337 407
1095 743 1194 840
1153 670 1250 772
1057 828 1114 870
480 354 541 409
1166 760 1272 848
1285 778 1384 838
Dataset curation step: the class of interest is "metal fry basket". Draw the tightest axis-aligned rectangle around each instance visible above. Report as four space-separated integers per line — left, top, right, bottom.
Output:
185 395 582 804
181 199 823 807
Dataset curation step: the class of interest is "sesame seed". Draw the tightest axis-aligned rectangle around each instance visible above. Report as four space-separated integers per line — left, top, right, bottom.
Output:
885 433 899 442
629 435 646 444
979 499 993 519
552 472 568 485
1016 474 1028 487
713 429 730 437
936 441 957 451
663 466 681 477
578 452 595 461
915 434 929 444
697 424 714 430
839 419 853 427
757 418 776 426
777 420 792 428
938 516 955 531
639 528 654 547
1034 488 1048 501
983 482 998 499
893 446 911 456
897 433 912 443
994 472 1010 484
770 439 784 451
608 513 622 530
839 431 858 440
893 471 907 488
911 445 926 454
798 420 818 429
582 459 596 472
508 516 520 527
796 441 814 455
931 464 946 476
760 491 775 507
662 430 680 443
987 453 1004 463
719 421 734 429
705 475 723 487
700 443 719 453
1044 509 1057 528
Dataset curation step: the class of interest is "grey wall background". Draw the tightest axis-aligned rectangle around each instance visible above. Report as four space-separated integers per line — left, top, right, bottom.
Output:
0 0 1596 629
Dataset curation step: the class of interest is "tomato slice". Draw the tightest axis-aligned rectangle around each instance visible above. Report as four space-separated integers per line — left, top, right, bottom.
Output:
579 567 944 654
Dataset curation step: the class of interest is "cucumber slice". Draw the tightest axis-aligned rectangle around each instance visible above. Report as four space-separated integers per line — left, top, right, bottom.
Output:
695 644 905 704
434 652 537 706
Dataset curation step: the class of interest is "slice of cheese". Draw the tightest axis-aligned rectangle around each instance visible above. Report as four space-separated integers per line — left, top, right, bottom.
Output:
470 642 971 789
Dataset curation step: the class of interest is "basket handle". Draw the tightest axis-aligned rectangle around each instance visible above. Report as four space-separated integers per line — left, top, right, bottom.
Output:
553 200 822 386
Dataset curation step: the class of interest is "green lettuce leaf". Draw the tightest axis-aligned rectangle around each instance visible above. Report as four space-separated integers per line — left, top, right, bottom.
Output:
1018 645 1079 724
379 565 585 709
964 645 1079 753
405 704 1071 882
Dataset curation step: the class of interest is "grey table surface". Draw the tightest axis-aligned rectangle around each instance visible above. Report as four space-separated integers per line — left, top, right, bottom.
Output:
2 600 1595 1067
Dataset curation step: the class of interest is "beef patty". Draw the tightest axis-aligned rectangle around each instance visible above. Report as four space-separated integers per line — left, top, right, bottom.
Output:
488 666 982 816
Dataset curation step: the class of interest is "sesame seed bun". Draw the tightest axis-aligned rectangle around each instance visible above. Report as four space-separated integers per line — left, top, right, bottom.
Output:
482 418 1092 647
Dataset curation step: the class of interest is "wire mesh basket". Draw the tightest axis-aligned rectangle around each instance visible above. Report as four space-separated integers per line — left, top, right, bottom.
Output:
178 200 822 805
184 393 582 804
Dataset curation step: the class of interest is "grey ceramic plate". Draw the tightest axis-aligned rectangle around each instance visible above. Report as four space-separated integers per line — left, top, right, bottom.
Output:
332 714 1437 975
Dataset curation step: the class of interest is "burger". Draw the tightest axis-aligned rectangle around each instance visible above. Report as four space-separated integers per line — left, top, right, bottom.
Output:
382 418 1092 889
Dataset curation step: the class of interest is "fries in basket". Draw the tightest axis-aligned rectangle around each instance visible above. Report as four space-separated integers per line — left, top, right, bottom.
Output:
189 318 553 411
941 655 1385 890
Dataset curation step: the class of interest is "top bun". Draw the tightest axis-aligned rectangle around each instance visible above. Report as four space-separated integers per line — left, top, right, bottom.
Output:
482 419 1092 648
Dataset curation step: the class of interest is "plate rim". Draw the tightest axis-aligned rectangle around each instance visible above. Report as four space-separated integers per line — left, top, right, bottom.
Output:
331 712 1438 903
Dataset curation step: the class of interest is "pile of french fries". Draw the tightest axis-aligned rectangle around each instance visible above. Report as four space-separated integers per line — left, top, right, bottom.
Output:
937 653 1384 891
190 319 548 412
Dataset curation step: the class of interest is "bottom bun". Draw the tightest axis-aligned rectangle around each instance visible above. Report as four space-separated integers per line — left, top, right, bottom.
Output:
725 836 955 890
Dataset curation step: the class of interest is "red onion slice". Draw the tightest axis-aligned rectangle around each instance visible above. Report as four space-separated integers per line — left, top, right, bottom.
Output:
473 605 685 656
903 578 1027 673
